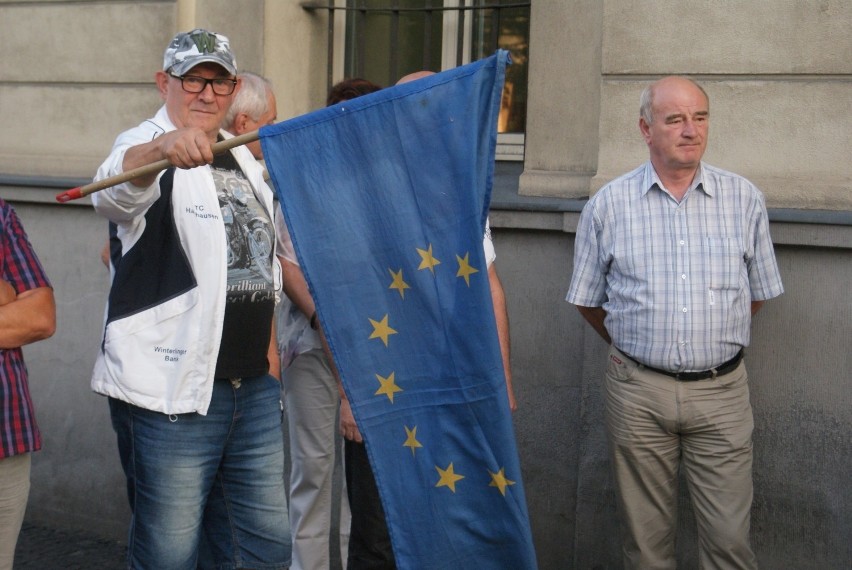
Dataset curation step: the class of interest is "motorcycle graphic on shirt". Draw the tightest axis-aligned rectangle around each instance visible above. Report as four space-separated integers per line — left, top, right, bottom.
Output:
214 169 273 284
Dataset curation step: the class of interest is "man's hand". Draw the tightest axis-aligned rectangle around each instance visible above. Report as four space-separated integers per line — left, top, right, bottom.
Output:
339 397 362 442
157 128 216 170
122 127 216 188
267 320 281 381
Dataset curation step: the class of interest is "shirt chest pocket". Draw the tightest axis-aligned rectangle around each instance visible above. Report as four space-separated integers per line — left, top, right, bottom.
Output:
704 236 744 290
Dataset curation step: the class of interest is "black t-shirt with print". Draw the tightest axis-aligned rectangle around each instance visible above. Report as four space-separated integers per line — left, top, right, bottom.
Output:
212 150 276 378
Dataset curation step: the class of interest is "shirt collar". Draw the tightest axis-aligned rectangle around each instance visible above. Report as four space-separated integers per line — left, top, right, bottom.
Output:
641 161 712 198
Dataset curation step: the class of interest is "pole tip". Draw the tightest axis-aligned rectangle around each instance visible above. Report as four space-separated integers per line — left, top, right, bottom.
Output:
56 188 83 203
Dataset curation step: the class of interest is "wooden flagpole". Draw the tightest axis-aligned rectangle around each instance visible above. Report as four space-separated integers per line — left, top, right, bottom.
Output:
55 130 260 203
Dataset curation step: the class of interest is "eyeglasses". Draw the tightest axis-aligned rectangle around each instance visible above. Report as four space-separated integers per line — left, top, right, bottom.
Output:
169 73 237 96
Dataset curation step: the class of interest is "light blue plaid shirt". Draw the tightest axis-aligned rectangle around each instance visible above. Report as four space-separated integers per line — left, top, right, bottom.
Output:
567 162 784 372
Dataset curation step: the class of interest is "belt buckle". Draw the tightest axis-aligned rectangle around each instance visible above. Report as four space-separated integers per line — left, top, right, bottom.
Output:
675 370 709 382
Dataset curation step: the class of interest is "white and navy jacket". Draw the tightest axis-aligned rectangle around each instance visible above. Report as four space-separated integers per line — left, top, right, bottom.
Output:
91 106 279 416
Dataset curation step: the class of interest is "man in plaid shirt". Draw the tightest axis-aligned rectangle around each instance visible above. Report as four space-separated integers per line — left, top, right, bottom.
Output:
567 76 783 569
0 198 55 570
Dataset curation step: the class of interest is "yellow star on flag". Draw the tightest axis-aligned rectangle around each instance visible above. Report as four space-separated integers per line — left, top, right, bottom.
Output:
488 467 516 496
435 462 465 493
455 252 479 286
388 268 411 299
375 372 403 403
368 314 397 347
403 426 423 456
416 244 441 274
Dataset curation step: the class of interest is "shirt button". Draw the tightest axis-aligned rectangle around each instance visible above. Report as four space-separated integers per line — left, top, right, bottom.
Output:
682 307 688 312
679 240 685 245
681 274 686 280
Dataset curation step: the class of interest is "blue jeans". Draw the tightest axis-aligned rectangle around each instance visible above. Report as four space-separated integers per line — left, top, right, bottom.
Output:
109 375 291 570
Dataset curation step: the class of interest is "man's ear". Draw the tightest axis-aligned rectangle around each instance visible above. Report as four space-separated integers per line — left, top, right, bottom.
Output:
639 117 652 145
155 71 170 101
233 112 250 135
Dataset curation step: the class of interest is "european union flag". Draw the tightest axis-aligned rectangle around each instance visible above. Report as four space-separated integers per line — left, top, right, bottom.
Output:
261 51 536 569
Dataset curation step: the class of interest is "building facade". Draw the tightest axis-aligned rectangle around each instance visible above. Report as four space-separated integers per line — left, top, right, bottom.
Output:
1 1 849 568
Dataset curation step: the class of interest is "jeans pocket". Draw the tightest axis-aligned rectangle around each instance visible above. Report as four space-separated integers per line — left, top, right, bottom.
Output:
717 360 748 390
607 349 637 382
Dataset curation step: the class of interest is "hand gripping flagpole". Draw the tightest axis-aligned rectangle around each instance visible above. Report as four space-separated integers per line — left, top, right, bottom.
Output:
55 130 261 203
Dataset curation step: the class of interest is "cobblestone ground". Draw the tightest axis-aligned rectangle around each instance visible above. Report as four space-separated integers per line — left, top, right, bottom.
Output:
15 522 126 569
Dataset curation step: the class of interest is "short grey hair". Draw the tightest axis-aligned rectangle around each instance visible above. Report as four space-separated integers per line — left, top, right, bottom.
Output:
639 76 709 125
224 71 273 129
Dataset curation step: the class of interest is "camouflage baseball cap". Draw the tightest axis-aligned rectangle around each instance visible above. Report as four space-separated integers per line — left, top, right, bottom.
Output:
163 28 237 76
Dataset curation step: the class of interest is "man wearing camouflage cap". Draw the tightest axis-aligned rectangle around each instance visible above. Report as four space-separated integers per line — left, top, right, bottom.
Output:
92 29 290 569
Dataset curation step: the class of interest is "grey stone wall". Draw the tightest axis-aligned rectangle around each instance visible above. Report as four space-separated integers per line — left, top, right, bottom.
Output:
521 1 852 210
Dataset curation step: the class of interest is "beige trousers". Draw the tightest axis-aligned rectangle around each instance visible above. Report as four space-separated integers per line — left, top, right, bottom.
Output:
605 347 757 570
0 453 31 570
283 348 351 570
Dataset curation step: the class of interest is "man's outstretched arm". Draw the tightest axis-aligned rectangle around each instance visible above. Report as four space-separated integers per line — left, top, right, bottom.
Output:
488 264 516 412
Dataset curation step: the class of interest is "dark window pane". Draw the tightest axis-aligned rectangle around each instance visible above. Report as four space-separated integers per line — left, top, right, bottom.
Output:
344 0 529 134
471 2 529 133
345 0 443 87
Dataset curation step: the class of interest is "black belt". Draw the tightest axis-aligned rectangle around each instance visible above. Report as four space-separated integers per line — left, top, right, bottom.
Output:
628 349 743 381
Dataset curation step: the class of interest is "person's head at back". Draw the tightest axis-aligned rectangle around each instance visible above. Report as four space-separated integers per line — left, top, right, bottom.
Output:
155 28 241 142
326 78 382 107
639 76 710 179
224 72 277 159
396 70 435 86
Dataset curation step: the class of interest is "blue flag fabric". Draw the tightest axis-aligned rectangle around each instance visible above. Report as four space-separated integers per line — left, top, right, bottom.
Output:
261 51 536 569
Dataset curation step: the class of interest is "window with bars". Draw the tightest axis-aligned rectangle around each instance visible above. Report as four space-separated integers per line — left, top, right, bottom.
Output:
303 0 530 160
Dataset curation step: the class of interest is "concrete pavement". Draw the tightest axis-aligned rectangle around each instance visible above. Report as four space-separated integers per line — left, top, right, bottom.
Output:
15 522 126 569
